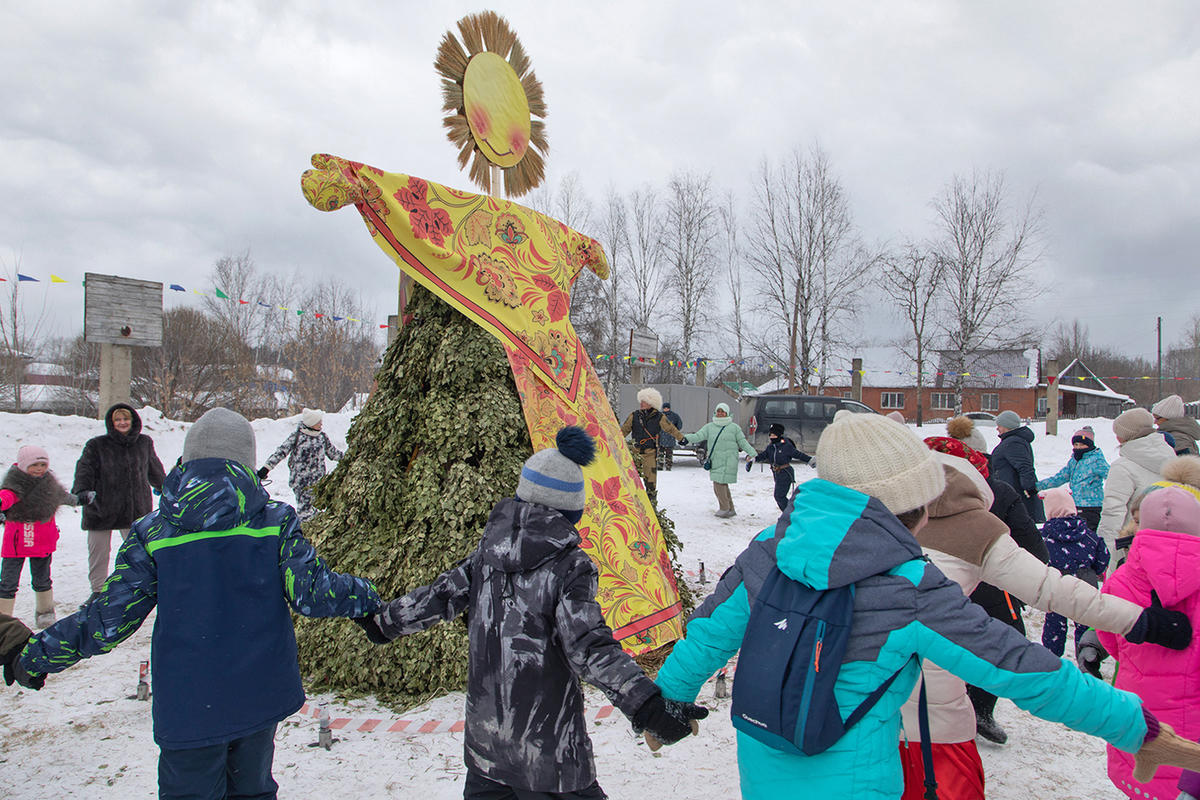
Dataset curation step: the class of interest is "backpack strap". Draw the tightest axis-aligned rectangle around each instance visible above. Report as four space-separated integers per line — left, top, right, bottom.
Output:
842 656 908 731
918 676 938 800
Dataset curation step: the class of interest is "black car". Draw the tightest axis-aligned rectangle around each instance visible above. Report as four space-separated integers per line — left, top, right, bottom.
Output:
748 395 877 452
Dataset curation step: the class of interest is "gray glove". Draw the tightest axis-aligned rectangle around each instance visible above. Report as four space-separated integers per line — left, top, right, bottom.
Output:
75 491 97 506
1076 628 1107 678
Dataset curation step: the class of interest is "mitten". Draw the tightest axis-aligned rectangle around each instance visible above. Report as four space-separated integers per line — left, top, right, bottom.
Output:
256 467 270 480
1133 714 1200 783
3 650 45 690
1076 628 1106 678
75 491 97 506
353 615 391 645
744 460 752 473
1127 591 1193 650
679 438 689 446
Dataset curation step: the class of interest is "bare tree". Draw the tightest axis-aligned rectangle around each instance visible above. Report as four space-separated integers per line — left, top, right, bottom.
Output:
530 171 593 231
586 187 631 395
719 190 748 383
881 242 945 426
624 186 667 329
663 171 718 363
282 280 381 412
1165 314 1200 382
1047 318 1092 364
745 146 863 392
0 253 52 412
933 170 1043 411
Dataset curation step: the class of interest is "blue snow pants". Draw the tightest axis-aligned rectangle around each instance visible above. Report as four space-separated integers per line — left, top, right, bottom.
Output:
158 723 278 800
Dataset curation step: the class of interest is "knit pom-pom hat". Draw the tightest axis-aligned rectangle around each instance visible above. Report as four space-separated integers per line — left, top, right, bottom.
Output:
816 411 946 515
946 415 988 454
16 445 49 472
182 408 257 468
1140 487 1200 537
516 426 595 522
1161 456 1200 491
637 388 663 411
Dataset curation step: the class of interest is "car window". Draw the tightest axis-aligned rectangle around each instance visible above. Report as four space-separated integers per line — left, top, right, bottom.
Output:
762 399 798 416
840 400 876 414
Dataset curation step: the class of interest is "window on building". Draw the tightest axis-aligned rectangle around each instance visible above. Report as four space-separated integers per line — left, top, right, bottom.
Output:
842 391 852 399
881 392 905 409
981 393 999 412
1037 397 1048 415
931 392 955 410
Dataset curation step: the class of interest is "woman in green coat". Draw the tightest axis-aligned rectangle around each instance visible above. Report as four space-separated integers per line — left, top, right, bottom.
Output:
684 403 756 517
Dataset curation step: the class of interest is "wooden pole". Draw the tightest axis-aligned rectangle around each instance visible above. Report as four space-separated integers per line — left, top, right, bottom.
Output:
98 343 133 416
851 357 863 403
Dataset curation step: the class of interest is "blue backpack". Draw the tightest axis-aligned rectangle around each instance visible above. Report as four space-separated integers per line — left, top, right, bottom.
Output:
730 565 912 756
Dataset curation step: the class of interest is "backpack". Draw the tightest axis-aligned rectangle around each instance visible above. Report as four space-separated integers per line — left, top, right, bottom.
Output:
731 565 911 756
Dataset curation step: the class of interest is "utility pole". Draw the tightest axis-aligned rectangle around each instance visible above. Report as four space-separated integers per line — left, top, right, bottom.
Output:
1157 316 1163 401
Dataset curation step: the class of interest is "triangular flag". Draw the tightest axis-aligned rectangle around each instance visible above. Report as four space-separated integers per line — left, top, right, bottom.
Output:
193 289 204 295
170 284 185 292
257 301 271 308
314 313 324 319
0 277 6 281
238 299 249 304
50 274 68 283
348 317 361 322
278 306 288 311
296 310 304 315
17 273 37 282
379 323 389 329
332 315 344 321
215 288 229 299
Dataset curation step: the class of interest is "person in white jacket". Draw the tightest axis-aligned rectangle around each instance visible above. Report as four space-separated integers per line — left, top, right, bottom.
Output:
897 445 1192 800
1098 408 1178 568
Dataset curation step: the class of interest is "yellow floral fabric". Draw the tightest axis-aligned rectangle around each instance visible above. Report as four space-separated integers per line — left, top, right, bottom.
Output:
301 154 682 652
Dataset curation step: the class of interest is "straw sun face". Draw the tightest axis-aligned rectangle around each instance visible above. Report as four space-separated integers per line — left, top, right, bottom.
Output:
436 11 547 197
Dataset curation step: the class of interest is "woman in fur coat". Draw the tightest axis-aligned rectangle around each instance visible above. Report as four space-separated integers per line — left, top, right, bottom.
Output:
1 446 88 627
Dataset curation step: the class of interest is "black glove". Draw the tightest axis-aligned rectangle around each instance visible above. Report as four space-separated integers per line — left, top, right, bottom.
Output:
632 693 709 745
256 467 269 480
3 650 45 690
744 459 752 473
679 438 689 446
76 491 97 506
353 615 390 645
1127 591 1193 650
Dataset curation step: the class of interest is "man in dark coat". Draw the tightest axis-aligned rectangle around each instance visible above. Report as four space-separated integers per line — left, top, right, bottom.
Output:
72 403 166 596
20 408 381 798
657 402 683 472
364 428 706 798
990 410 1044 523
748 423 813 510
620 388 683 502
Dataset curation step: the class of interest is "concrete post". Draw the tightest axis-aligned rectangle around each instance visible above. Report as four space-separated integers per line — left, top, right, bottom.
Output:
631 363 644 385
98 343 132 416
1046 358 1059 436
696 359 707 388
851 357 863 402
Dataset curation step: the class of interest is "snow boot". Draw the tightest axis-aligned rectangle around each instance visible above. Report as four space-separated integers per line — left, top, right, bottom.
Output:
0 596 14 618
34 590 55 629
976 711 1008 745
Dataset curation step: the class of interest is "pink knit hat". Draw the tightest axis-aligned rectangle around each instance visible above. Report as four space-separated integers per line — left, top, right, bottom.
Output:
17 445 49 472
1140 487 1200 537
1041 487 1077 519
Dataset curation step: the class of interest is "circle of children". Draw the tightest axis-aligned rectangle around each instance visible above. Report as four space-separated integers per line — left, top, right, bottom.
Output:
3 395 1200 800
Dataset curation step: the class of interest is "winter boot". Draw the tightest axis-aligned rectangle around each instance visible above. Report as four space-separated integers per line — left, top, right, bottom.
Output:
34 590 55 629
976 711 1008 745
0 596 14 618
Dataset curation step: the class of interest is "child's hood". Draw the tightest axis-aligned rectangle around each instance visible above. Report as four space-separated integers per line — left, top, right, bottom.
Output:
1126 529 1200 606
478 497 580 573
159 458 269 533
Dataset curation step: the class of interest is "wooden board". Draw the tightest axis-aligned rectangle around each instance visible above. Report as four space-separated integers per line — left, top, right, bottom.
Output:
83 273 163 347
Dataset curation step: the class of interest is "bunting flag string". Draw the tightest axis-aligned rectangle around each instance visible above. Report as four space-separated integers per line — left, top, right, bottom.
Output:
2 269 396 329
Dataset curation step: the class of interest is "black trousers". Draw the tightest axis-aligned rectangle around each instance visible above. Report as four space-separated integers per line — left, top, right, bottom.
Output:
1078 506 1101 533
158 724 278 800
464 771 606 800
0 555 52 598
772 469 796 511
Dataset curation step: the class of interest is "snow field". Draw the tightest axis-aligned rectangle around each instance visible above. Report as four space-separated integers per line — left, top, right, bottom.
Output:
0 412 1124 797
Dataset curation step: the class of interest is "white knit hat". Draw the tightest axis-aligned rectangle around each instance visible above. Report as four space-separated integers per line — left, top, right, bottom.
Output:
1152 394 1186 420
301 408 323 428
816 410 946 515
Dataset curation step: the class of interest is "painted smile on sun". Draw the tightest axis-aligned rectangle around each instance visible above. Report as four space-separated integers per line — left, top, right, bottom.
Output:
437 12 547 198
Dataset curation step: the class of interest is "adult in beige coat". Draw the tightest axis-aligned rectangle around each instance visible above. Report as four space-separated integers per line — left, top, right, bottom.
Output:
899 452 1190 799
1098 408 1179 567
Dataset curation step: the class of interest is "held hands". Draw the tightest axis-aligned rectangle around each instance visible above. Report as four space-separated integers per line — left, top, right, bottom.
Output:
633 693 709 749
256 467 270 480
3 649 45 691
353 615 391 645
75 491 97 506
1127 591 1193 650
1133 718 1200 783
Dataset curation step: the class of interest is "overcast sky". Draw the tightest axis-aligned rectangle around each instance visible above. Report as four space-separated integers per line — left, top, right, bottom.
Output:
2 1 1197 364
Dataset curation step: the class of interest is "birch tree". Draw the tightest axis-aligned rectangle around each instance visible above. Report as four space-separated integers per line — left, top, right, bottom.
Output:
663 171 718 363
624 186 666 330
881 242 944 425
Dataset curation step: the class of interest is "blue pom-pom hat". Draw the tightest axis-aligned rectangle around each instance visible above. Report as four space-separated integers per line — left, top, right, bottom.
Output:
517 426 595 519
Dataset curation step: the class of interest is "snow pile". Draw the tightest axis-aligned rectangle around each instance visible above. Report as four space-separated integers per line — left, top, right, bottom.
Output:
0 411 1127 798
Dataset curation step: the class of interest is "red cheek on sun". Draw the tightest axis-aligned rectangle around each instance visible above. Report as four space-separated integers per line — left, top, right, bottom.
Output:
510 129 527 156
470 107 491 137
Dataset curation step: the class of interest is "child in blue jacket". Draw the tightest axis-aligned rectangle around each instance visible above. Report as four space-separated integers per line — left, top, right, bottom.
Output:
1037 426 1109 531
11 408 381 800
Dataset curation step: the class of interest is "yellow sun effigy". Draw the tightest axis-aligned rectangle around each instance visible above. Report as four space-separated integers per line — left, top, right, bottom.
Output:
300 12 682 652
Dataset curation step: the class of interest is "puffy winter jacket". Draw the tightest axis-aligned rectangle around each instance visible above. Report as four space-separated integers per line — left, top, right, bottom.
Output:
0 467 77 558
685 415 755 484
991 425 1044 522
373 498 658 794
655 478 1149 800
1159 417 1200 456
264 425 344 492
1037 446 1110 508
21 458 380 749
900 458 1141 744
1098 528 1200 800
1098 434 1179 563
72 404 166 531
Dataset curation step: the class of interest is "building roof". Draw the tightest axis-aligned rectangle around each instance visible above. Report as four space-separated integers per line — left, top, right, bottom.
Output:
1045 358 1133 403
935 348 1039 390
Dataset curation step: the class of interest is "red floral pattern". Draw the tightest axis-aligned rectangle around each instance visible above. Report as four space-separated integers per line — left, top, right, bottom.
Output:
394 177 454 247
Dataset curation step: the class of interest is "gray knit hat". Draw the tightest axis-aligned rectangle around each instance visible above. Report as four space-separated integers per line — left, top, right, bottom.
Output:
1152 394 1186 420
816 410 946 515
1114 407 1155 443
182 407 257 468
995 410 1022 430
516 427 596 517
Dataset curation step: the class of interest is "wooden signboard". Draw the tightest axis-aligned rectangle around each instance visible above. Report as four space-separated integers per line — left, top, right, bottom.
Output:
84 273 163 347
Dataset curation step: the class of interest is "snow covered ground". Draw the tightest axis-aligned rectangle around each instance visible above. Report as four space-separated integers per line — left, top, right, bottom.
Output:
0 410 1129 798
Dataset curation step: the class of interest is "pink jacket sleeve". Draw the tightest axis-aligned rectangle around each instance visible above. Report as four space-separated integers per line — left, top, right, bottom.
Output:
1097 564 1149 657
0 489 17 512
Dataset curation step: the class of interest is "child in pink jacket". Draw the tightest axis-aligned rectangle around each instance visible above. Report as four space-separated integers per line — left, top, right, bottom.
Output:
0 446 88 628
1099 486 1200 799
